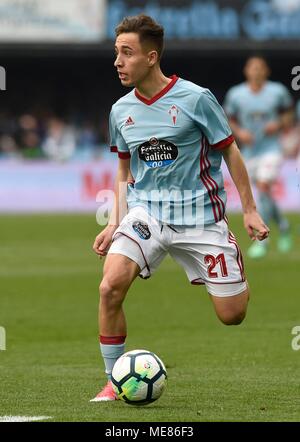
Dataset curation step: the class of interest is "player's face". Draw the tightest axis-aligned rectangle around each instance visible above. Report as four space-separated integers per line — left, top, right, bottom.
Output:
114 33 152 87
244 58 270 83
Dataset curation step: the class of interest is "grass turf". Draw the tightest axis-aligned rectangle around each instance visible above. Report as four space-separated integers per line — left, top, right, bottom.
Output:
0 214 300 422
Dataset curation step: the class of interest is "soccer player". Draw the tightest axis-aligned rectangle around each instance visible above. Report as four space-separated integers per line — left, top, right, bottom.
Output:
224 56 293 259
90 15 269 402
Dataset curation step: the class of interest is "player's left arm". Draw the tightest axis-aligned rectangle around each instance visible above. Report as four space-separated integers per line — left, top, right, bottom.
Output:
264 109 293 135
264 84 294 135
222 141 270 241
195 89 269 240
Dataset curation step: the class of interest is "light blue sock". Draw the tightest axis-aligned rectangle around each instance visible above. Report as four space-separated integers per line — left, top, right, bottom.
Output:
100 343 125 379
271 200 290 233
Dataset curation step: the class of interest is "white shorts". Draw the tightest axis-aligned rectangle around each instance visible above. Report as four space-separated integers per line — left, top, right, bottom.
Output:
246 152 282 183
108 207 247 297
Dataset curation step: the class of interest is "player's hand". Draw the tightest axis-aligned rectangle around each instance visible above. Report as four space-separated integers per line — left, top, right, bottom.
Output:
237 129 254 145
264 121 280 135
243 211 270 241
93 225 118 257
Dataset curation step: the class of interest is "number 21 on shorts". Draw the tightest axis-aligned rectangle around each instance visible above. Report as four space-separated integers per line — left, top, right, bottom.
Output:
204 253 228 278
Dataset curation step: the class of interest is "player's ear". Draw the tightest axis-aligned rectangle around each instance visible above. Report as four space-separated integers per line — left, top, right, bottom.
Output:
148 50 158 67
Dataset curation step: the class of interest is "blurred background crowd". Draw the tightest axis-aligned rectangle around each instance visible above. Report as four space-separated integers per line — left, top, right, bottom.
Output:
0 110 109 161
0 0 300 213
1 100 300 163
1 0 300 163
0 1 300 162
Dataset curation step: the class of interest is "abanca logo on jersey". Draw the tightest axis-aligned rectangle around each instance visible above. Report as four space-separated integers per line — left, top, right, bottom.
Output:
138 137 178 169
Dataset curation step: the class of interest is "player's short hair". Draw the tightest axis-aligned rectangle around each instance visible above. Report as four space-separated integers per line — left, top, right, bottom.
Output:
245 54 269 68
115 14 164 60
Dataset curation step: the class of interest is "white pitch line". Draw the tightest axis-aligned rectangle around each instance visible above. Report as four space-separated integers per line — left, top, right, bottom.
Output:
0 416 52 422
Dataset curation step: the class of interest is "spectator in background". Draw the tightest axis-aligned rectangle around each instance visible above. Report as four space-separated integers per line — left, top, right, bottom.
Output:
17 114 43 159
0 107 107 161
99 116 109 145
0 111 19 158
0 134 19 158
42 117 76 162
74 120 99 159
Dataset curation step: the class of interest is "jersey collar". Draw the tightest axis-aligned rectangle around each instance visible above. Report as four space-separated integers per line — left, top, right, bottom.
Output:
135 75 179 105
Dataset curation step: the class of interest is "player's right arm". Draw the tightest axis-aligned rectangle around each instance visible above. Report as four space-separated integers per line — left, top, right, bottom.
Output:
93 106 132 256
93 158 131 257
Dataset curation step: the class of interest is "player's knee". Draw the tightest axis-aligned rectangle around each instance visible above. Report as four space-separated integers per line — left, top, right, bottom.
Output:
218 309 246 326
99 278 125 309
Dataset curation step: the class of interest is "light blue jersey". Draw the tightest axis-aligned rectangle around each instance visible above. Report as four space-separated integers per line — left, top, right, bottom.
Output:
296 99 300 121
110 76 234 226
224 81 292 160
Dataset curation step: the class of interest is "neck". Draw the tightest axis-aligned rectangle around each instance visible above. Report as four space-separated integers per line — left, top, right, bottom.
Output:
248 79 266 92
135 67 171 100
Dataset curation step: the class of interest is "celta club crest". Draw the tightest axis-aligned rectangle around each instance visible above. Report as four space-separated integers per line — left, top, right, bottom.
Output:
168 105 179 125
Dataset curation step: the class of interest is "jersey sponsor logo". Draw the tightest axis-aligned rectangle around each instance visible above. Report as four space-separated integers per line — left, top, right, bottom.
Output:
125 116 134 126
138 138 178 169
168 104 179 125
132 221 151 240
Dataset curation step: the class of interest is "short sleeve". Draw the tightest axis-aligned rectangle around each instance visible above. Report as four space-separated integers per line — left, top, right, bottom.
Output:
223 88 238 119
195 89 234 150
278 84 293 112
109 110 131 159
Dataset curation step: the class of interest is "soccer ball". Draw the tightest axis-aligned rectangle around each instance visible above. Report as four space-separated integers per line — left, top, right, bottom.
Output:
111 349 167 405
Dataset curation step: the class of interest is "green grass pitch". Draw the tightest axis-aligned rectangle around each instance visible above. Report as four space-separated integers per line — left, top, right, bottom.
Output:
0 214 300 422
